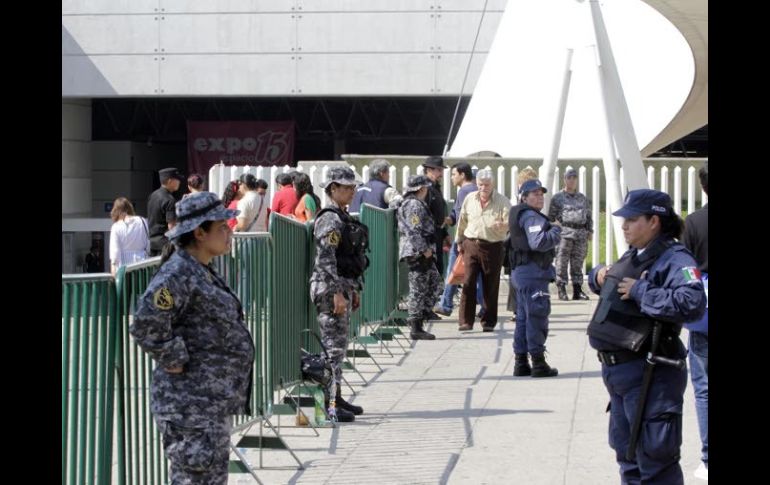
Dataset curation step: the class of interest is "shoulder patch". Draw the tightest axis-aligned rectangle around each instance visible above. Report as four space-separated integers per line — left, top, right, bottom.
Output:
528 225 542 233
410 214 420 226
681 266 702 282
153 288 174 310
327 230 341 247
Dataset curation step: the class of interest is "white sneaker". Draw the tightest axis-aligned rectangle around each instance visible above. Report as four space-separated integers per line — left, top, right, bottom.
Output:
694 462 708 481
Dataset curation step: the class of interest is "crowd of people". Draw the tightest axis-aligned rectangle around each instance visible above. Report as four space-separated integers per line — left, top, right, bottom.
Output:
108 158 707 484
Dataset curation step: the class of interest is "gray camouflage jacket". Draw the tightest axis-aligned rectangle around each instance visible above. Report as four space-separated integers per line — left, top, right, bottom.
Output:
397 196 435 260
130 249 255 425
310 200 363 301
548 190 593 239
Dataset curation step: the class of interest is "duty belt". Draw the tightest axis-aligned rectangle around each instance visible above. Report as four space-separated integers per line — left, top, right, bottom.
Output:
596 349 644 366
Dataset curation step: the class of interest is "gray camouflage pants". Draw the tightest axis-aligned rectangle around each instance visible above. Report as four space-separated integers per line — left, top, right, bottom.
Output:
408 265 444 320
315 291 352 399
156 415 232 485
554 237 589 285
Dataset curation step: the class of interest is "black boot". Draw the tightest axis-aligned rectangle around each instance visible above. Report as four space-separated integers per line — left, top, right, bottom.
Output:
512 353 531 376
335 388 363 415
557 283 569 301
409 318 436 340
325 397 356 422
530 352 558 378
572 284 590 301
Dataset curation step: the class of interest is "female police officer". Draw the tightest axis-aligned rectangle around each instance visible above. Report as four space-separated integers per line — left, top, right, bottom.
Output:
312 166 368 422
587 189 705 484
129 191 255 485
508 179 561 377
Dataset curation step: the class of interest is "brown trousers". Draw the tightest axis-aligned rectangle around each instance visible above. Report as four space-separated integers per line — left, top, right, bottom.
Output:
459 239 504 327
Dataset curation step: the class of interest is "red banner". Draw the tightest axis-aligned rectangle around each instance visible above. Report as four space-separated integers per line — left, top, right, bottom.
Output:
186 121 295 175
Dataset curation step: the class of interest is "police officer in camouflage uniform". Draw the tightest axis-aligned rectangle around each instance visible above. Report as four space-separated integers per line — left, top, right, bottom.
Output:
548 168 592 301
311 166 367 423
397 175 443 340
130 191 254 485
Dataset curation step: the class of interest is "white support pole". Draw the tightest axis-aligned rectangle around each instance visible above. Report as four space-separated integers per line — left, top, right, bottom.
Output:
578 165 587 195
591 44 625 260
320 165 330 207
361 165 370 184
660 166 669 196
588 0 647 191
552 166 561 194
402 166 411 191
497 165 506 196
542 48 574 216
591 165 600 268
687 166 696 214
647 166 655 189
389 165 397 192
443 167 451 200
510 166 519 201
605 207 613 265
619 167 625 199
673 167 682 216
269 166 280 203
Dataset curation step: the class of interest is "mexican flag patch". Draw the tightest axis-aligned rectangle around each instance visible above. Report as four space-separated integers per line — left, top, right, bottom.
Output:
682 267 701 282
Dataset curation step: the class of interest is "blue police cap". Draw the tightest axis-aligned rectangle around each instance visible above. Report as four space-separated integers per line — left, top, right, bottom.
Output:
612 189 672 218
519 178 547 195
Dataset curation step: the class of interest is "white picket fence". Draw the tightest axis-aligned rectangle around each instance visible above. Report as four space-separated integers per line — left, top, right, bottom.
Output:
209 160 707 266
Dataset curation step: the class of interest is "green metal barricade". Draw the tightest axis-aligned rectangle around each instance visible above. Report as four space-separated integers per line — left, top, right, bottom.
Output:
114 259 166 485
359 204 397 327
62 274 118 485
269 213 314 391
213 234 273 419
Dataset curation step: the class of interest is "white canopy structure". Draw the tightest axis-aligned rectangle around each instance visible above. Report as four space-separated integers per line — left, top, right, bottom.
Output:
449 0 707 257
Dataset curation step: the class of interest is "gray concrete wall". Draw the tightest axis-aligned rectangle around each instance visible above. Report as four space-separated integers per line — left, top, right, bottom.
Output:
62 0 506 97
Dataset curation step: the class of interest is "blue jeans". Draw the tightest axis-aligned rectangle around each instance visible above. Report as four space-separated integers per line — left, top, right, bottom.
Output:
688 331 708 467
437 242 484 312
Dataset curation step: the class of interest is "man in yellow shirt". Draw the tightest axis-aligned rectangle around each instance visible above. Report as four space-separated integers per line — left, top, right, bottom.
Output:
456 169 511 331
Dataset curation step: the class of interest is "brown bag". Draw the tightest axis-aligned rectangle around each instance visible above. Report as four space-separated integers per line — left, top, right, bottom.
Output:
447 253 466 285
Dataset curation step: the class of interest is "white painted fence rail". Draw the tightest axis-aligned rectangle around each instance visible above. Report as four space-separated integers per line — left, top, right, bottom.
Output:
209 159 706 265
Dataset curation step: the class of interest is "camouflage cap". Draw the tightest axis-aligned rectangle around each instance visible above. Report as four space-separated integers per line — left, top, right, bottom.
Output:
319 166 362 188
165 191 239 240
403 174 433 194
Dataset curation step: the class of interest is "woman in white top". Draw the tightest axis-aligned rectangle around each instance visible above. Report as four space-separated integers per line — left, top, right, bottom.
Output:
109 197 151 275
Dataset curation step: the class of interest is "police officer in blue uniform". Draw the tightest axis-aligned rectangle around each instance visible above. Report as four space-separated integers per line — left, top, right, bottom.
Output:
130 192 254 485
587 189 706 485
147 167 184 256
349 158 402 212
508 179 561 377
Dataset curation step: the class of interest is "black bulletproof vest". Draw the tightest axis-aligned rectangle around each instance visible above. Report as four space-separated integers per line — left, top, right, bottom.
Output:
507 204 555 270
316 207 370 279
587 238 673 352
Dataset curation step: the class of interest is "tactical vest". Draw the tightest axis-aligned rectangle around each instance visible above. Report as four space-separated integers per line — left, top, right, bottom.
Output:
508 204 555 269
349 179 389 212
316 207 370 279
587 238 678 352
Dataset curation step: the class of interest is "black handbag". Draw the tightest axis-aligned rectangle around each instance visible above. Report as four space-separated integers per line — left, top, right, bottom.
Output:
300 330 333 386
